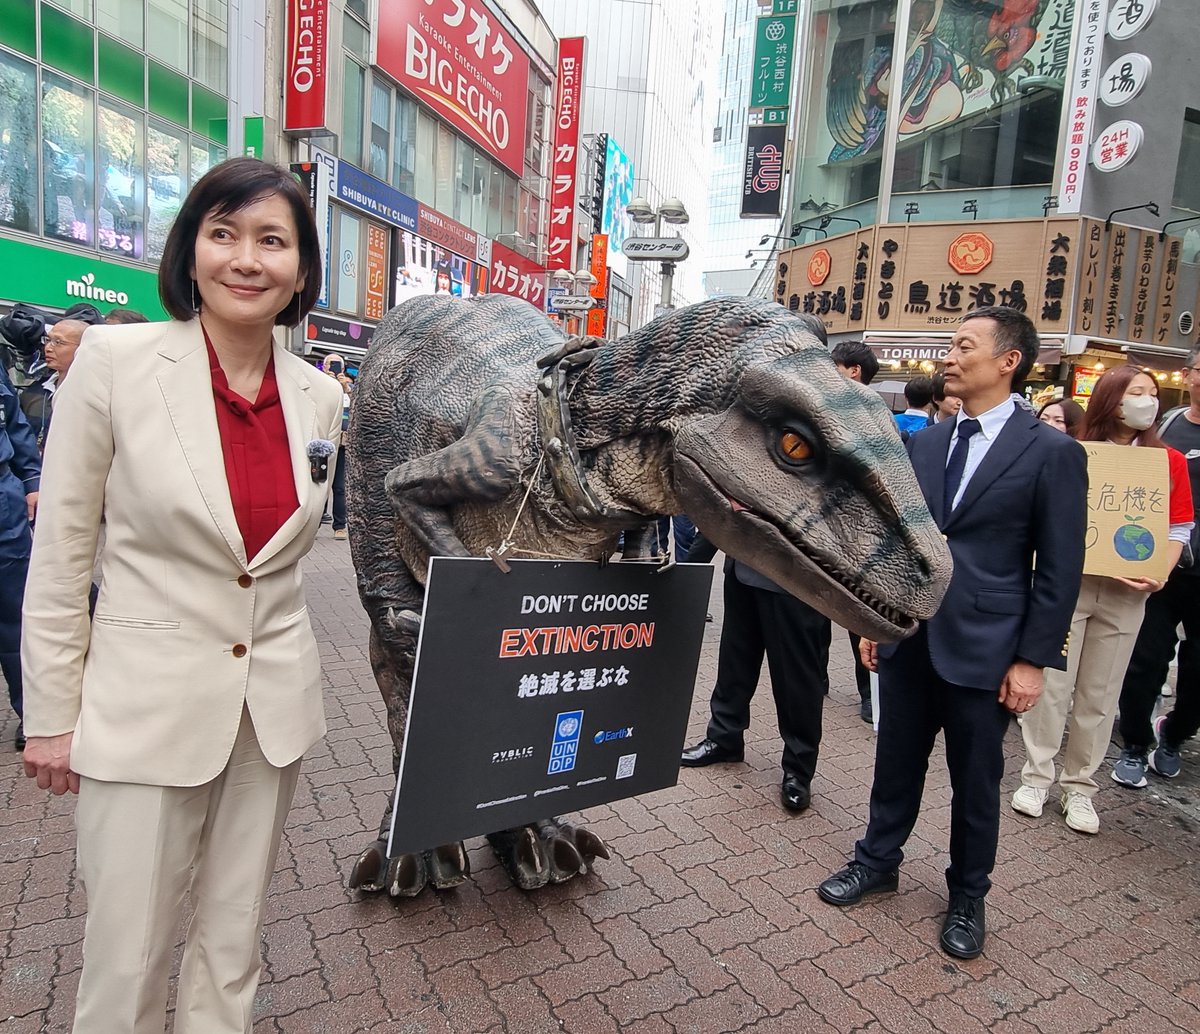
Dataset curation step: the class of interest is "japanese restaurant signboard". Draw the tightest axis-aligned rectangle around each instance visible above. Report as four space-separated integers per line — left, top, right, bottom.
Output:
777 220 1078 337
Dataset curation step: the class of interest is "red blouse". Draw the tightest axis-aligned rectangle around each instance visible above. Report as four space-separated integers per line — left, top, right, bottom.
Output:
206 335 299 561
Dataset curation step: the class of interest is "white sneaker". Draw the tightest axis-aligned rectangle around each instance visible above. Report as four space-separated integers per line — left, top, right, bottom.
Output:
1062 791 1100 835
1011 785 1049 817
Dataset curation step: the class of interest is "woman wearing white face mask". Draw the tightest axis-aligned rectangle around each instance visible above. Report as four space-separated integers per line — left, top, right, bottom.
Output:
1011 367 1194 835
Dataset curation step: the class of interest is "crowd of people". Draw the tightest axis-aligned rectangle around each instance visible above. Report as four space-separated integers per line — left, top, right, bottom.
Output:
680 314 1198 962
0 157 1197 1030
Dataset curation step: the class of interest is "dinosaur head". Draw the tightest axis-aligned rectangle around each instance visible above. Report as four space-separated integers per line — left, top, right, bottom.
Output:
670 317 951 642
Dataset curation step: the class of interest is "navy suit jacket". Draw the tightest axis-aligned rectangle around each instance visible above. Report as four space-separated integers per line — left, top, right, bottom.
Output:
878 408 1088 692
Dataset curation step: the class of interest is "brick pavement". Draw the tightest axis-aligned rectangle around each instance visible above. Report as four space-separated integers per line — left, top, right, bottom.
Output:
2 532 1199 1033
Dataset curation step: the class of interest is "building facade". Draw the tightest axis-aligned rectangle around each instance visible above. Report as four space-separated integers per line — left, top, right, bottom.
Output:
283 0 557 358
772 0 1199 408
0 0 256 318
539 0 717 328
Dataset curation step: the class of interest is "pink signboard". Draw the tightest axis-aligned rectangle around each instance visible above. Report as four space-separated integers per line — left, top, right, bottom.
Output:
547 36 584 270
376 0 530 176
490 241 547 308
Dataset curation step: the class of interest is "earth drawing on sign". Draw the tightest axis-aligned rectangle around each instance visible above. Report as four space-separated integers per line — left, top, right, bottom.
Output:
1114 521 1155 562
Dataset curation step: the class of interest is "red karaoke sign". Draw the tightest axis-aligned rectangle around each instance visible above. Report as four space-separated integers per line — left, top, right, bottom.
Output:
490 241 547 308
284 0 329 132
376 0 530 176
547 36 584 270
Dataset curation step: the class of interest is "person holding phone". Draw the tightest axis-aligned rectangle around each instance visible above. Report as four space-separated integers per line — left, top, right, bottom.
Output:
321 353 351 540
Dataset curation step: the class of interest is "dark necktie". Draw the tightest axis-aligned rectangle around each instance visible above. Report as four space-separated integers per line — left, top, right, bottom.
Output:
943 418 982 515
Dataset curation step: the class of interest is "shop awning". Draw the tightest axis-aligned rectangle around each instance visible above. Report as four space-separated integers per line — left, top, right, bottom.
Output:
863 334 1063 365
1123 345 1190 371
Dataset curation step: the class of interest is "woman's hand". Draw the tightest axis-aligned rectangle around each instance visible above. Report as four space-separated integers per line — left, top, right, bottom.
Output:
1113 576 1164 593
23 733 79 795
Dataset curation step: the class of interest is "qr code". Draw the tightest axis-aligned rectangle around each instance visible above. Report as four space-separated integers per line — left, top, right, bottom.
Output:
615 754 636 780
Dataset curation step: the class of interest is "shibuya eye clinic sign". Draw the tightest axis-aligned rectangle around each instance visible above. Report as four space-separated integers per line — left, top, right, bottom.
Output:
376 0 530 176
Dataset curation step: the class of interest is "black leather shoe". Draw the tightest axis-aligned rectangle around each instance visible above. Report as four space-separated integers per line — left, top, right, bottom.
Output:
781 775 810 812
940 893 986 959
14 724 25 751
817 861 899 906
859 697 873 723
680 738 743 767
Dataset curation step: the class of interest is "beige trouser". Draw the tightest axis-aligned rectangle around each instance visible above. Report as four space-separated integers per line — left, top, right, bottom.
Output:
72 706 301 1034
1020 575 1148 797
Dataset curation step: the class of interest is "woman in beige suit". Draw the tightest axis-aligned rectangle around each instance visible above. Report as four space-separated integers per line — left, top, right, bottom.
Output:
21 158 343 1033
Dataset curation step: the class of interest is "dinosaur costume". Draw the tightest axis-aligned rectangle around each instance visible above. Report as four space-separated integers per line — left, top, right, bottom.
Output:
346 294 952 896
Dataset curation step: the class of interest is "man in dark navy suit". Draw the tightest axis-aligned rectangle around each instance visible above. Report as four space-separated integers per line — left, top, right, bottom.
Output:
817 306 1087 960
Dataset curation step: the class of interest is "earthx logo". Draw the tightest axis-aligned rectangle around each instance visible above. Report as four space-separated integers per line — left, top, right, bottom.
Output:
65 271 129 305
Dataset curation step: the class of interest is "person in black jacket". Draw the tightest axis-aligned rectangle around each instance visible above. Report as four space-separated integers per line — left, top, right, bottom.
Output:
817 307 1087 961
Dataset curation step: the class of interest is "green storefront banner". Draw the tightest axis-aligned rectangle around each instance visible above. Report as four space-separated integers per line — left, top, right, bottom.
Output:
244 116 265 159
0 236 166 319
750 14 796 109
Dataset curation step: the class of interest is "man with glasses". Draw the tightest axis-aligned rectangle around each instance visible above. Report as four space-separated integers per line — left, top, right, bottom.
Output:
21 319 88 451
1114 349 1200 787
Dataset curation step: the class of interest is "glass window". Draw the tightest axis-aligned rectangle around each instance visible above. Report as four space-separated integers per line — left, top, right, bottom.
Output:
1172 109 1200 214
501 171 517 237
342 57 364 169
146 122 185 260
42 70 94 246
369 76 390 181
415 109 435 203
53 0 92 19
452 135 471 224
98 99 143 259
193 0 228 92
147 0 188 74
97 0 144 50
470 149 487 233
345 0 367 21
434 121 454 215
343 11 369 61
0 49 39 233
487 162 503 237
392 92 416 194
335 207 361 315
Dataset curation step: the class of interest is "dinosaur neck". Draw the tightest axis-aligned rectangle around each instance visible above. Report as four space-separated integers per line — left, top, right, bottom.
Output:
567 316 732 450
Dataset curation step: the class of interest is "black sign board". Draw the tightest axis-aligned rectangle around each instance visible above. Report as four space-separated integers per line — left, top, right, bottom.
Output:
303 312 375 353
387 557 713 857
741 125 787 218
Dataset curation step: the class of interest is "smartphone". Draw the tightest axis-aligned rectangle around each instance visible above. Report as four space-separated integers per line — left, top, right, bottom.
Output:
327 359 343 375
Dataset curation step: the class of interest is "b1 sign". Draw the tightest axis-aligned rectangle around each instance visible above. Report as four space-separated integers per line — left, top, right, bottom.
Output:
376 0 530 176
284 0 329 133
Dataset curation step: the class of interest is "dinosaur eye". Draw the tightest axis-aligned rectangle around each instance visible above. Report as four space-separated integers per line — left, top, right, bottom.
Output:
779 430 813 463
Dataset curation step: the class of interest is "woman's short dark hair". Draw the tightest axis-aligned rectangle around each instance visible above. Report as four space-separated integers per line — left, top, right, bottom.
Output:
158 157 321 326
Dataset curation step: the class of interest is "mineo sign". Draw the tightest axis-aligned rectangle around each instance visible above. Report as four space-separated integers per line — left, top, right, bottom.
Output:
66 271 130 305
0 237 165 318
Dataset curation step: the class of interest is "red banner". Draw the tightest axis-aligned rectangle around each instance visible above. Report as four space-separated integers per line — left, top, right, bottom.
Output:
586 232 608 335
490 241 547 309
365 223 388 321
376 0 529 176
284 0 329 132
547 36 584 270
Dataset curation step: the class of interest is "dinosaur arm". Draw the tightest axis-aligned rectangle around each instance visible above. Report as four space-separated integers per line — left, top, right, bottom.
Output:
384 382 526 558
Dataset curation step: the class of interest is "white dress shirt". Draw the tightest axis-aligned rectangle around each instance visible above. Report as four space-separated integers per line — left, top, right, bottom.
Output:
947 397 1016 510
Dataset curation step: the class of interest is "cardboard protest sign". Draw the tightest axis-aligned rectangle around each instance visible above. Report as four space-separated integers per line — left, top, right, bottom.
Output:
1081 442 1170 581
387 557 713 857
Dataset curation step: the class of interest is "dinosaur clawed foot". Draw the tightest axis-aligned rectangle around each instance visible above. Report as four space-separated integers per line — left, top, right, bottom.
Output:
348 838 470 897
488 819 609 890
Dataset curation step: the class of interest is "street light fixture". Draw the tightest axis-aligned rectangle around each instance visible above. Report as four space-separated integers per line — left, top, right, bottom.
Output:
624 195 692 313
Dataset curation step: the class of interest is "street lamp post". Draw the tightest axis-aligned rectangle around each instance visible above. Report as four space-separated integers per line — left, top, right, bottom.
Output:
550 268 599 334
624 195 690 315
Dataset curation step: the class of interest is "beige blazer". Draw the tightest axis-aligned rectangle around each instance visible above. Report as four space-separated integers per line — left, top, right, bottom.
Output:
21 319 344 786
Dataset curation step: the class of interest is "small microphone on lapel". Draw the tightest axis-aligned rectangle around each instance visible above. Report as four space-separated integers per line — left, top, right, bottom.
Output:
306 439 336 484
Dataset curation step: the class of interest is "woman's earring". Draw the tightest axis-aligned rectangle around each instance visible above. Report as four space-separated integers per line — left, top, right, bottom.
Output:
296 292 303 326
191 280 199 313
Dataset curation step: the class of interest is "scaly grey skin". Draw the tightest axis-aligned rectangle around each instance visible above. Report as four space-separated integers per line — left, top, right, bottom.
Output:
346 294 952 896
